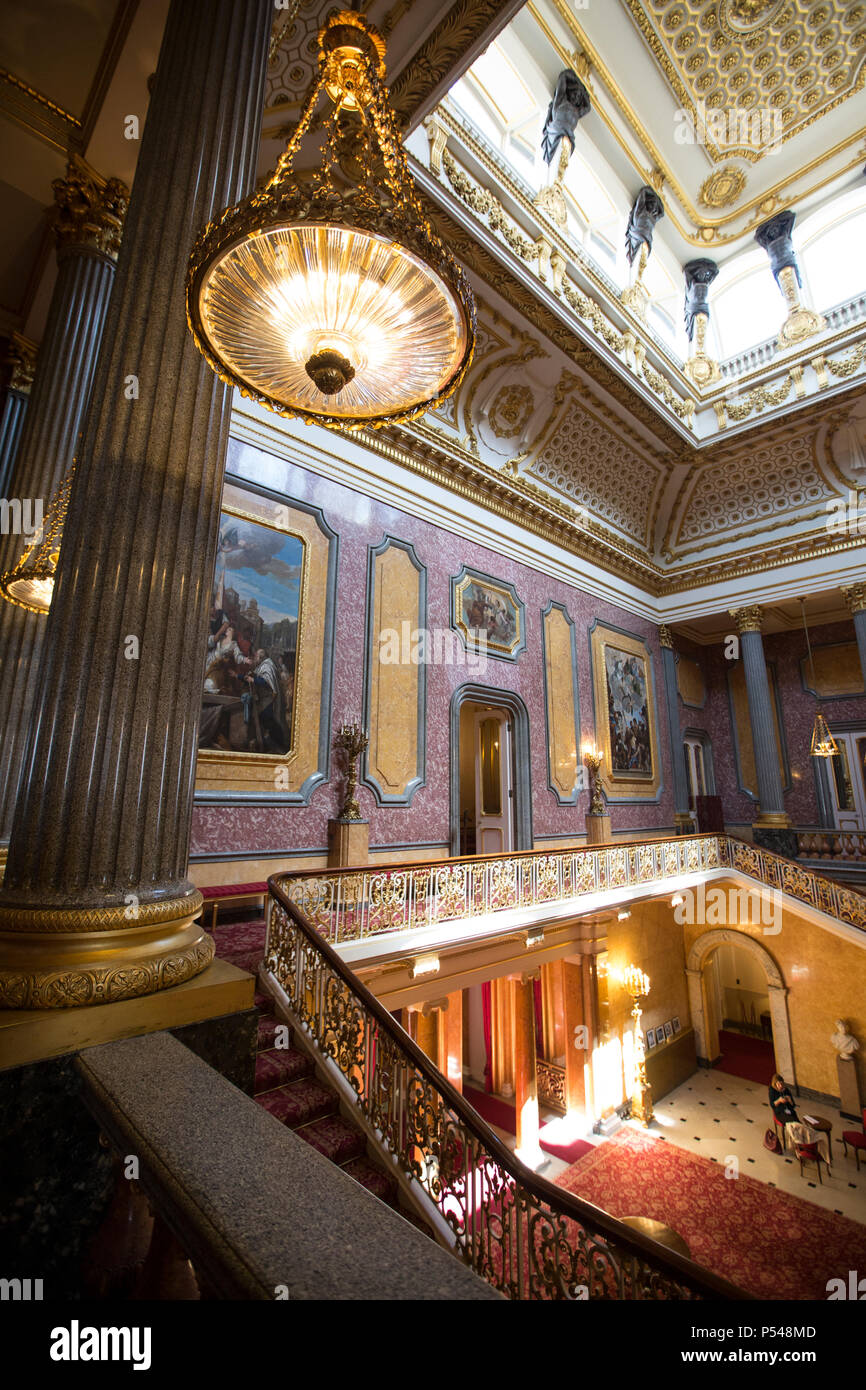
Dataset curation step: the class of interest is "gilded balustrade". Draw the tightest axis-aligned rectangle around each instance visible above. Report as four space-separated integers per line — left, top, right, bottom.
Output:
265 887 743 1301
275 834 866 945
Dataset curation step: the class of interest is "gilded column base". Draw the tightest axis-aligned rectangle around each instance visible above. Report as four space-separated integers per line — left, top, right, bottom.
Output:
674 811 696 831
754 811 791 828
0 845 6 883
778 307 825 349
0 892 211 1009
620 281 649 321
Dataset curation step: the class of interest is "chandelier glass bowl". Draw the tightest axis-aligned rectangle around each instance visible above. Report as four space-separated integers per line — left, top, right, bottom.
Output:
186 11 475 431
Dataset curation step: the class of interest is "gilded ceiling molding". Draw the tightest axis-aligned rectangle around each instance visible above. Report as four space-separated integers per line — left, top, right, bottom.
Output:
0 65 79 153
622 0 866 158
425 161 693 445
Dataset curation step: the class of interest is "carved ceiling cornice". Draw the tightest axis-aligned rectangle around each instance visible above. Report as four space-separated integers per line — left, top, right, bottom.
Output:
422 195 688 456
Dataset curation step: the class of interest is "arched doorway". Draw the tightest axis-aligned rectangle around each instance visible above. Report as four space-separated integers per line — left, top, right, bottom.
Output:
686 929 795 1084
449 683 532 856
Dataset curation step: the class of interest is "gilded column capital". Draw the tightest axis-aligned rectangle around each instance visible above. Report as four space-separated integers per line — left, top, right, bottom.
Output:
4 334 37 395
658 623 674 649
842 583 866 616
729 604 763 635
52 155 129 262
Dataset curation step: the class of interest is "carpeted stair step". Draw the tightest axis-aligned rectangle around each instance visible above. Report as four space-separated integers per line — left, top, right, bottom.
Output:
295 1115 367 1165
254 1047 313 1093
340 1155 398 1206
255 1076 339 1129
257 1014 288 1050
254 991 272 1013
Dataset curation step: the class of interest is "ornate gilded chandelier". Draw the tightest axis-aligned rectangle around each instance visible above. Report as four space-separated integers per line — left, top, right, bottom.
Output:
186 10 475 430
800 597 838 759
0 466 73 614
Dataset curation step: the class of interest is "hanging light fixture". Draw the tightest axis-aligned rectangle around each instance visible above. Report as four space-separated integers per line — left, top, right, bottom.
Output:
0 467 73 615
186 9 475 431
799 597 838 758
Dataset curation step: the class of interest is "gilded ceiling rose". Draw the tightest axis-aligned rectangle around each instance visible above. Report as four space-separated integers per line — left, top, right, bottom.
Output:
699 163 747 208
723 0 783 31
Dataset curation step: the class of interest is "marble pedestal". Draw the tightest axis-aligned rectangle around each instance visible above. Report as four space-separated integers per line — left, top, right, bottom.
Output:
328 819 370 868
838 1055 862 1121
585 814 612 846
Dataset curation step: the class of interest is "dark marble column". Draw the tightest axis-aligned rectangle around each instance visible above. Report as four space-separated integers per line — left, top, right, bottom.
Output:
658 625 692 830
0 161 127 874
0 0 273 1009
729 606 789 827
0 337 35 498
843 583 866 689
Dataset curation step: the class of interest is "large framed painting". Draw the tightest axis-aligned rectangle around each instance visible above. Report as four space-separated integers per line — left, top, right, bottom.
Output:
589 622 662 802
195 478 337 801
200 513 303 756
451 565 526 662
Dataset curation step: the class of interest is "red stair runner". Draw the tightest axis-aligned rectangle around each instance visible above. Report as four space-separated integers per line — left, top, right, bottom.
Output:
211 916 406 1219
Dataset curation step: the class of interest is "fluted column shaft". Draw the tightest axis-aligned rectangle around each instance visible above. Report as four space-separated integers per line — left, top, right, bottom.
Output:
843 586 866 690
730 607 788 824
658 626 691 825
0 241 120 848
0 0 273 1009
0 339 34 498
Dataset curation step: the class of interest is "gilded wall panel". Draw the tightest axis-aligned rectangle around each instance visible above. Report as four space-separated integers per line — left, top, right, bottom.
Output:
676 655 706 709
800 641 865 700
542 601 580 804
363 536 426 804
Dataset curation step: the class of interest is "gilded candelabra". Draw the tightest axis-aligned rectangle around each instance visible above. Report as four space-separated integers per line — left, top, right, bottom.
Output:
583 747 606 816
623 964 653 1127
335 721 368 821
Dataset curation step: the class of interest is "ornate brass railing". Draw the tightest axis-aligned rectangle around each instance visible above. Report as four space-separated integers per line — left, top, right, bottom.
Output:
266 878 746 1301
536 1058 566 1115
275 833 866 945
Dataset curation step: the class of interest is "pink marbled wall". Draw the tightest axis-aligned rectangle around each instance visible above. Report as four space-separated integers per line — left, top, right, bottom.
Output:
676 622 866 827
190 437 678 859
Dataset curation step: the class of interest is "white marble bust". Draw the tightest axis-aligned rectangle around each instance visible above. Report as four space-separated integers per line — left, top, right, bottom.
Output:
831 1020 861 1060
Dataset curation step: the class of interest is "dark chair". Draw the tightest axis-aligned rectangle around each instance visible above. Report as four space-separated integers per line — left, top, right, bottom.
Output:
841 1107 866 1172
795 1139 828 1183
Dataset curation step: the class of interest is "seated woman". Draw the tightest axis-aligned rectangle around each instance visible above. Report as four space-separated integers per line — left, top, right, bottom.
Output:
769 1073 798 1126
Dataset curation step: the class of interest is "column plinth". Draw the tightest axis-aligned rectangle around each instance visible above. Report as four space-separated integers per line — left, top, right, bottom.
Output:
0 0 273 1010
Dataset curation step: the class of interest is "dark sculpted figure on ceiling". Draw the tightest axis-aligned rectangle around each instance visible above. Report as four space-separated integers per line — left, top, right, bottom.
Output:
625 185 665 265
540 68 591 166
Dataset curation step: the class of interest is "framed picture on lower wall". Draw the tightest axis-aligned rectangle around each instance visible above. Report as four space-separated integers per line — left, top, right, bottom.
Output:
646 1029 656 1050
654 1027 666 1046
664 1020 673 1040
672 1016 681 1035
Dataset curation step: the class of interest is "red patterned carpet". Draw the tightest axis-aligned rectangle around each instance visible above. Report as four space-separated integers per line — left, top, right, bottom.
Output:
556 1128 866 1299
463 1085 593 1165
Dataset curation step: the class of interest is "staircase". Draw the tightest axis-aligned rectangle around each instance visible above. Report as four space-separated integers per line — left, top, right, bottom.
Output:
212 915 426 1223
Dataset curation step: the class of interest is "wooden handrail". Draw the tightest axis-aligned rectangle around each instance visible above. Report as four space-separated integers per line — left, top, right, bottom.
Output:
267 872 749 1300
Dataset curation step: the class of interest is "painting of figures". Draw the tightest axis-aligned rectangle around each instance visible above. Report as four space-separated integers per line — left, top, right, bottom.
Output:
604 646 653 777
199 513 303 755
451 566 526 661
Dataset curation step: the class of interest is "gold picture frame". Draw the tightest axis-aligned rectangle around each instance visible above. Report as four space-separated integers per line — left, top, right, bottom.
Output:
590 622 662 802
